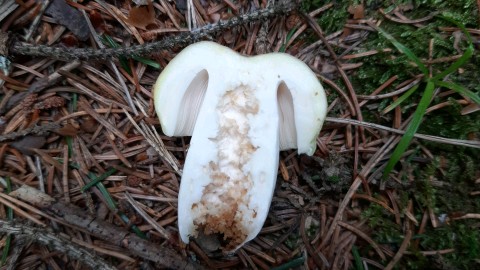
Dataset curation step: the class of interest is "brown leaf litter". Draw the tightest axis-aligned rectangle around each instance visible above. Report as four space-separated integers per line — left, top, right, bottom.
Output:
0 1 479 270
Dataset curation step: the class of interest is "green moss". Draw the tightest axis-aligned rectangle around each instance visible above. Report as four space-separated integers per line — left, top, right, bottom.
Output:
413 174 437 209
301 1 350 33
361 202 403 249
415 223 480 269
420 103 480 141
362 186 480 269
436 155 480 213
327 174 340 183
301 1 479 269
361 145 479 268
370 0 478 26
345 0 477 98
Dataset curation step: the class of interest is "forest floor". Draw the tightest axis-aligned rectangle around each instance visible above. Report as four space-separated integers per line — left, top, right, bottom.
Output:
0 0 479 269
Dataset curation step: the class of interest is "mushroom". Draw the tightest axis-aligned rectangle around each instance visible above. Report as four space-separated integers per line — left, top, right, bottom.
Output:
153 41 327 252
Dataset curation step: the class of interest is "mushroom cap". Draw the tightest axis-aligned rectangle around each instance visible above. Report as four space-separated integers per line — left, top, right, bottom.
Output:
153 41 328 251
153 41 327 155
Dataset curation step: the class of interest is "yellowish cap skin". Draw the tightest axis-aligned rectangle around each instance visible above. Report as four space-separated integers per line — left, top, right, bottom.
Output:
153 41 327 252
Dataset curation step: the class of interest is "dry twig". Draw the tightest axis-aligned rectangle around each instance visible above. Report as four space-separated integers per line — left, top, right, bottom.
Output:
8 185 205 270
0 220 117 270
6 1 298 60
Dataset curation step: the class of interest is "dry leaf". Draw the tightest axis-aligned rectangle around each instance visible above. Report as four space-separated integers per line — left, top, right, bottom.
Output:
223 30 235 44
461 103 480 115
127 0 155 30
10 135 46 155
209 13 220 23
79 115 97 133
61 33 79 47
286 14 301 30
88 9 104 30
44 0 89 41
10 185 56 208
348 4 365 20
34 96 65 110
54 124 79 136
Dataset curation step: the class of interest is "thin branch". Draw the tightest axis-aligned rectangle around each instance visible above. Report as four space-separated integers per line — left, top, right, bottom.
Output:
23 0 51 41
385 230 413 270
9 1 298 60
0 220 117 270
8 185 204 270
6 236 31 270
123 192 171 240
0 122 61 142
325 117 480 149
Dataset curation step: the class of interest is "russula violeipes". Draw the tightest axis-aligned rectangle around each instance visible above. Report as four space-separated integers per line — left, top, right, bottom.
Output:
153 41 327 252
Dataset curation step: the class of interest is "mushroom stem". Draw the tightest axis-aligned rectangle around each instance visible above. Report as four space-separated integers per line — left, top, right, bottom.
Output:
179 84 279 251
153 41 327 252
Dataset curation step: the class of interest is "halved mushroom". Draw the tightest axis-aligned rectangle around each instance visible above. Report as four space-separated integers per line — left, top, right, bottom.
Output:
153 41 327 252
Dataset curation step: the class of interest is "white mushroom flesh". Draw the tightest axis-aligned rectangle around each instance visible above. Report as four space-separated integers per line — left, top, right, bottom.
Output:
153 41 327 252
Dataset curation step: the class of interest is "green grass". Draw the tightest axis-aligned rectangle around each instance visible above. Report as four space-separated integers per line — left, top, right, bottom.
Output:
375 15 478 179
301 1 480 269
1 177 13 266
101 34 160 73
83 170 147 239
360 146 480 269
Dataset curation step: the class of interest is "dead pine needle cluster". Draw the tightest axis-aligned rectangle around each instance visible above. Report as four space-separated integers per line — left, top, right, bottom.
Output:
0 0 479 269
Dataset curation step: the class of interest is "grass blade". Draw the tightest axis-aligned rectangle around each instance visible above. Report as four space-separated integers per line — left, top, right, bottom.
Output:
132 55 161 69
82 168 117 192
375 26 429 76
352 245 365 270
96 182 147 238
432 44 473 81
5 177 12 218
383 80 435 179
1 177 13 266
95 181 118 211
66 136 73 157
85 172 147 239
270 256 305 270
383 84 419 114
1 236 11 266
71 93 78 111
437 14 473 43
279 28 297 53
433 15 474 81
101 35 132 74
101 35 160 70
435 81 480 105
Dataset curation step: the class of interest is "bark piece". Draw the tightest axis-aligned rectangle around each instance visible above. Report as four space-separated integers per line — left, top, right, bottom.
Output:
10 185 205 270
43 0 89 41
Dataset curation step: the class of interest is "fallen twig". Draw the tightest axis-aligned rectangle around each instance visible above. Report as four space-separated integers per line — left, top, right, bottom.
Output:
0 220 117 270
325 117 480 149
8 185 205 270
0 122 61 142
5 1 298 60
385 230 413 270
